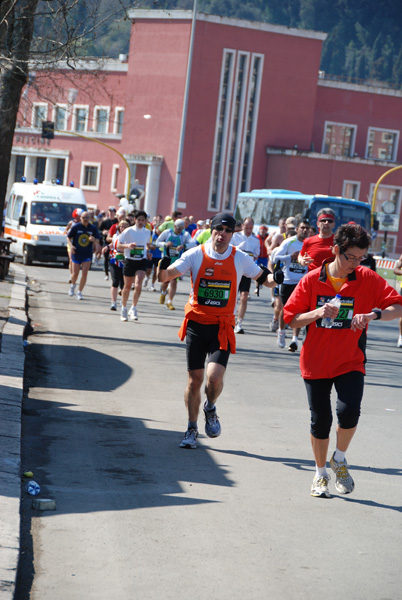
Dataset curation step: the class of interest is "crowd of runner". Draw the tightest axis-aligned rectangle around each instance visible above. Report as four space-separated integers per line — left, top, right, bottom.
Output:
63 203 402 499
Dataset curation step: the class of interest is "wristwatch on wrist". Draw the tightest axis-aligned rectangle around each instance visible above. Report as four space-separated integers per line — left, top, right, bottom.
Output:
372 309 382 320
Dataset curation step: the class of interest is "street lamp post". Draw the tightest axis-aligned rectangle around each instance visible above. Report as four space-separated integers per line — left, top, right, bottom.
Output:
173 0 198 211
370 165 402 257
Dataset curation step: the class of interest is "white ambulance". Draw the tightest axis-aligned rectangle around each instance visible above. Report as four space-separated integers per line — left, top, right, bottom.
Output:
4 181 87 265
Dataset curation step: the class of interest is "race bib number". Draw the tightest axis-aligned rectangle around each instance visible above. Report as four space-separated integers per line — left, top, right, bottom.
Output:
289 261 306 274
197 278 231 307
316 295 355 329
130 245 144 258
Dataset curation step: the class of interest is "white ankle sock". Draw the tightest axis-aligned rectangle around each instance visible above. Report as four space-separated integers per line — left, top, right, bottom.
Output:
334 448 346 462
315 465 327 478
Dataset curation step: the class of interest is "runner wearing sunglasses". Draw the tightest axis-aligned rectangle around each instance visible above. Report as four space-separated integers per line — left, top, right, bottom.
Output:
298 207 336 271
157 211 284 449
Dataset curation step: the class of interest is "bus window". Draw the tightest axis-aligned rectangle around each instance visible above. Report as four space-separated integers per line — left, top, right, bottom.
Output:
311 200 371 230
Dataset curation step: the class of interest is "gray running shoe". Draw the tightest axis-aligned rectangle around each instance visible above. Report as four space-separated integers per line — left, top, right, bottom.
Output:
277 330 286 348
203 403 221 438
179 428 198 449
311 474 331 498
329 453 355 494
270 318 279 333
68 284 76 297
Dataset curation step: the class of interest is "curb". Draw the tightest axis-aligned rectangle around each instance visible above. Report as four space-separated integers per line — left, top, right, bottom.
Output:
0 265 28 599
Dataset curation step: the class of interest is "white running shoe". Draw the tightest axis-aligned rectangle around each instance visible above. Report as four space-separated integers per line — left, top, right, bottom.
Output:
76 291 83 300
277 330 286 348
311 474 331 498
68 284 76 297
129 306 138 321
143 277 149 288
121 307 128 322
234 322 244 334
104 275 109 281
397 336 402 348
149 285 156 292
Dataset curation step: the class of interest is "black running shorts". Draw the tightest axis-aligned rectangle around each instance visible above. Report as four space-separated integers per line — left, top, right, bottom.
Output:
186 320 231 371
123 258 148 277
238 275 251 293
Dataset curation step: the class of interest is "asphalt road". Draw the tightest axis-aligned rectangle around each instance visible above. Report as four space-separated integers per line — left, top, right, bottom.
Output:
16 263 402 600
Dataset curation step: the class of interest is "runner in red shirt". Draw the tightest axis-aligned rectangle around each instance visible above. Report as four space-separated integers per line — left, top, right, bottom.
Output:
284 223 402 499
299 207 336 271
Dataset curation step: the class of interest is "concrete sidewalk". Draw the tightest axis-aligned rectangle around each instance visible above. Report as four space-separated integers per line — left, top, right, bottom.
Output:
0 265 28 599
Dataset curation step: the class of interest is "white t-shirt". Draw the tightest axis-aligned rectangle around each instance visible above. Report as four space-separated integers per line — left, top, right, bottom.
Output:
232 231 260 259
118 225 151 260
274 236 307 284
173 240 261 309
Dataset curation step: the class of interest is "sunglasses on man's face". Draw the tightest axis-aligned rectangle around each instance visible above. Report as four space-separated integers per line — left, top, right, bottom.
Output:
319 219 334 224
214 226 233 233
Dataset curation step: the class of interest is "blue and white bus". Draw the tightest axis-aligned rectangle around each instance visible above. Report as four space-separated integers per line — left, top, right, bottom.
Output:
234 189 372 232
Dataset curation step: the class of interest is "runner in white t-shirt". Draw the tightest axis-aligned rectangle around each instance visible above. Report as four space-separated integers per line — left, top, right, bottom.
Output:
274 220 309 351
116 210 151 321
231 217 261 334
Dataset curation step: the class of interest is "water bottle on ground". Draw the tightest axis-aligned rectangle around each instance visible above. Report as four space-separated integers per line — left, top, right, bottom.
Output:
27 481 41 496
322 294 342 329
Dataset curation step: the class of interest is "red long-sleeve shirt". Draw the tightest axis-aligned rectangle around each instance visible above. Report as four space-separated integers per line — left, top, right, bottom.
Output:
283 261 402 379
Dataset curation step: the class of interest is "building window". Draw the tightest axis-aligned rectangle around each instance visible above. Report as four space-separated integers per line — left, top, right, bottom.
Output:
209 50 236 211
111 164 119 192
240 53 263 194
223 53 249 211
15 156 26 182
32 104 48 129
322 122 356 157
114 108 124 134
54 105 67 131
343 181 360 200
36 157 47 182
56 159 66 183
366 128 399 162
94 106 109 133
81 162 101 190
73 106 88 132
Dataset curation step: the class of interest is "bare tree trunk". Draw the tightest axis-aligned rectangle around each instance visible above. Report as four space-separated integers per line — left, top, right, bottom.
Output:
0 0 39 230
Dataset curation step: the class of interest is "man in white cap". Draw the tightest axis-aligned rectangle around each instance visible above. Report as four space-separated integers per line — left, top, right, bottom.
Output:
156 219 194 309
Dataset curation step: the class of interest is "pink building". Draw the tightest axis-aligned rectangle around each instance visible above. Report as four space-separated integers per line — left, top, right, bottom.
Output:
10 9 402 255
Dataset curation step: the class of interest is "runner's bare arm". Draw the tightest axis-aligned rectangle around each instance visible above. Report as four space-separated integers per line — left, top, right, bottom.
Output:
351 304 402 331
288 304 339 328
157 263 182 283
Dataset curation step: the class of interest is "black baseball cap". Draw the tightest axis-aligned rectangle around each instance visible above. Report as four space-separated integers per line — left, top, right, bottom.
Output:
210 212 236 232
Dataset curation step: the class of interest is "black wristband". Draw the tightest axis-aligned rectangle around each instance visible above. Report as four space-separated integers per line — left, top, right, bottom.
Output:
372 309 382 320
159 256 171 270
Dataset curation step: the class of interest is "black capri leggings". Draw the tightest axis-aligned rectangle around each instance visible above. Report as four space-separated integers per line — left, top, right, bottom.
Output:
109 262 124 290
304 371 364 439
